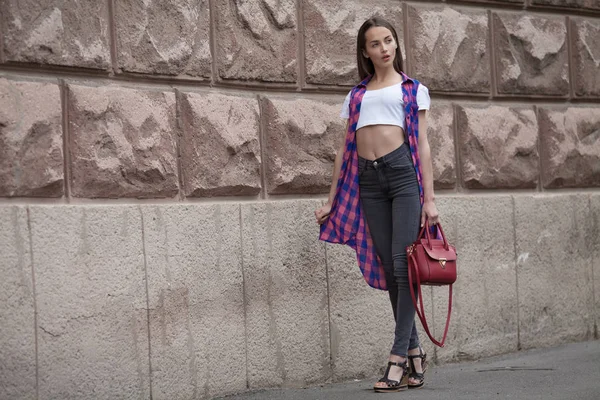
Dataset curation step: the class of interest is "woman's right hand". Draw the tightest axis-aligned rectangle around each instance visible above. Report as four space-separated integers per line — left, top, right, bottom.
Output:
314 202 332 225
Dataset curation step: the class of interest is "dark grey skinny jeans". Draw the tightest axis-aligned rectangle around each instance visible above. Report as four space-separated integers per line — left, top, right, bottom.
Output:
358 143 421 357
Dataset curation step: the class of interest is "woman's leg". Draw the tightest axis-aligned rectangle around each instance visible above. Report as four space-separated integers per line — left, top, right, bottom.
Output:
360 169 408 390
386 149 424 386
358 163 397 315
359 146 421 389
389 190 421 357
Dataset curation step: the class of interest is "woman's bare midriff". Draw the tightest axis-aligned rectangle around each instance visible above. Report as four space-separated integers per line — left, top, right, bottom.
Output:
356 124 406 160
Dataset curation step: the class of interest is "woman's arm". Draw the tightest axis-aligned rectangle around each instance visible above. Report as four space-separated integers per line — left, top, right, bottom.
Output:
326 120 349 203
417 110 439 226
315 120 349 224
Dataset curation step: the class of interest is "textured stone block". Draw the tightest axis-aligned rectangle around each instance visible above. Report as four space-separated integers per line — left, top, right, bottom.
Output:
141 204 246 399
457 105 539 189
432 196 519 363
0 79 64 197
325 243 393 381
449 0 523 3
263 95 344 194
180 92 261 197
538 106 600 189
68 85 179 198
115 0 211 77
530 0 600 11
215 0 297 82
242 200 330 387
409 5 489 93
303 0 404 85
493 13 569 95
29 205 150 399
591 194 600 336
515 195 595 349
0 206 36 400
572 18 600 98
0 1 110 69
427 103 456 189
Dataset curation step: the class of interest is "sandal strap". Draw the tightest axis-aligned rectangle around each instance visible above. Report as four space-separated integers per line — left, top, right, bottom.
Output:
387 360 407 369
409 372 424 379
378 360 408 385
378 378 403 387
381 362 393 380
408 347 426 360
407 350 427 379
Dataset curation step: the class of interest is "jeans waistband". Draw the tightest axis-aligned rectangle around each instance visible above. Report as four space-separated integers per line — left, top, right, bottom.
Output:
358 143 410 170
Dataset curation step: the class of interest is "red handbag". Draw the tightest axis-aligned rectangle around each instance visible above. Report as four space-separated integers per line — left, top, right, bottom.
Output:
407 221 457 347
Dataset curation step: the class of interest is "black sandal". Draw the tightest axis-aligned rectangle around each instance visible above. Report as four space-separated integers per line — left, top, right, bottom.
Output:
407 348 428 389
373 360 408 393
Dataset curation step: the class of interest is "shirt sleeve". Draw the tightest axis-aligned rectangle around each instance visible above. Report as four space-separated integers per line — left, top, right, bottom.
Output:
416 84 431 111
340 91 351 119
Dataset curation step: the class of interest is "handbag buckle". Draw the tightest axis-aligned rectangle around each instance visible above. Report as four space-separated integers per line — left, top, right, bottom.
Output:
439 258 447 269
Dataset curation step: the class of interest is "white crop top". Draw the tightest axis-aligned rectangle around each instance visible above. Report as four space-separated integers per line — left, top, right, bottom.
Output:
340 83 430 130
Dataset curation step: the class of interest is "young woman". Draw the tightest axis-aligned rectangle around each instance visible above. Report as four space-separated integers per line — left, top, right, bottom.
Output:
314 17 439 392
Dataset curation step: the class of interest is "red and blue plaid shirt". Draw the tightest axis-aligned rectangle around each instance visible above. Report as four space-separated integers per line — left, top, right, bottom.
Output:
319 72 426 291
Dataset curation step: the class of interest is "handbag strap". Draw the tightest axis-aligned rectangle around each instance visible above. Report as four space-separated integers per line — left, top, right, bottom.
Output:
408 252 453 348
421 220 449 250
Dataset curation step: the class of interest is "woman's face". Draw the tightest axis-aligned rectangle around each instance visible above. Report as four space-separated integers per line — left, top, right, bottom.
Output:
363 26 397 68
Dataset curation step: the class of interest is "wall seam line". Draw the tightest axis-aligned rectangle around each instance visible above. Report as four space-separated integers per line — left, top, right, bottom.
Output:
175 89 185 201
0 3 5 64
566 16 577 99
107 0 119 75
511 196 522 351
1 188 600 205
489 9 498 98
589 195 598 340
452 104 463 192
430 285 437 364
60 79 72 202
2 66 600 102
403 2 412 76
26 207 40 400
208 0 218 85
323 241 334 382
534 105 544 192
258 95 268 200
296 0 306 90
239 205 250 389
139 206 154 399
443 0 600 16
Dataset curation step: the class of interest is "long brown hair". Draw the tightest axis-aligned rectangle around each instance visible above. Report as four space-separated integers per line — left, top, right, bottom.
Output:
357 17 404 80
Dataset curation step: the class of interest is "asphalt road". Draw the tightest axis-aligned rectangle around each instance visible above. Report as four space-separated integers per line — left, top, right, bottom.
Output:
218 340 600 400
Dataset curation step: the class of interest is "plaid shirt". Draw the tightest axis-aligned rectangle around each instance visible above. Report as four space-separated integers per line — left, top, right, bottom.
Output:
319 72 425 291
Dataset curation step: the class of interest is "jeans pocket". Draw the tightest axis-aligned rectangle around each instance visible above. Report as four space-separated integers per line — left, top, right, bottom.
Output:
358 158 368 177
359 165 370 179
386 152 413 170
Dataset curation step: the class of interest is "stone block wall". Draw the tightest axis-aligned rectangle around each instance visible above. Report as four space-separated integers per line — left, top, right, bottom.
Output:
1 1 599 399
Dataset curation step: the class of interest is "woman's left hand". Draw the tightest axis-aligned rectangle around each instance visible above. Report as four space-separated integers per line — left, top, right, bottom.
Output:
421 200 440 227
